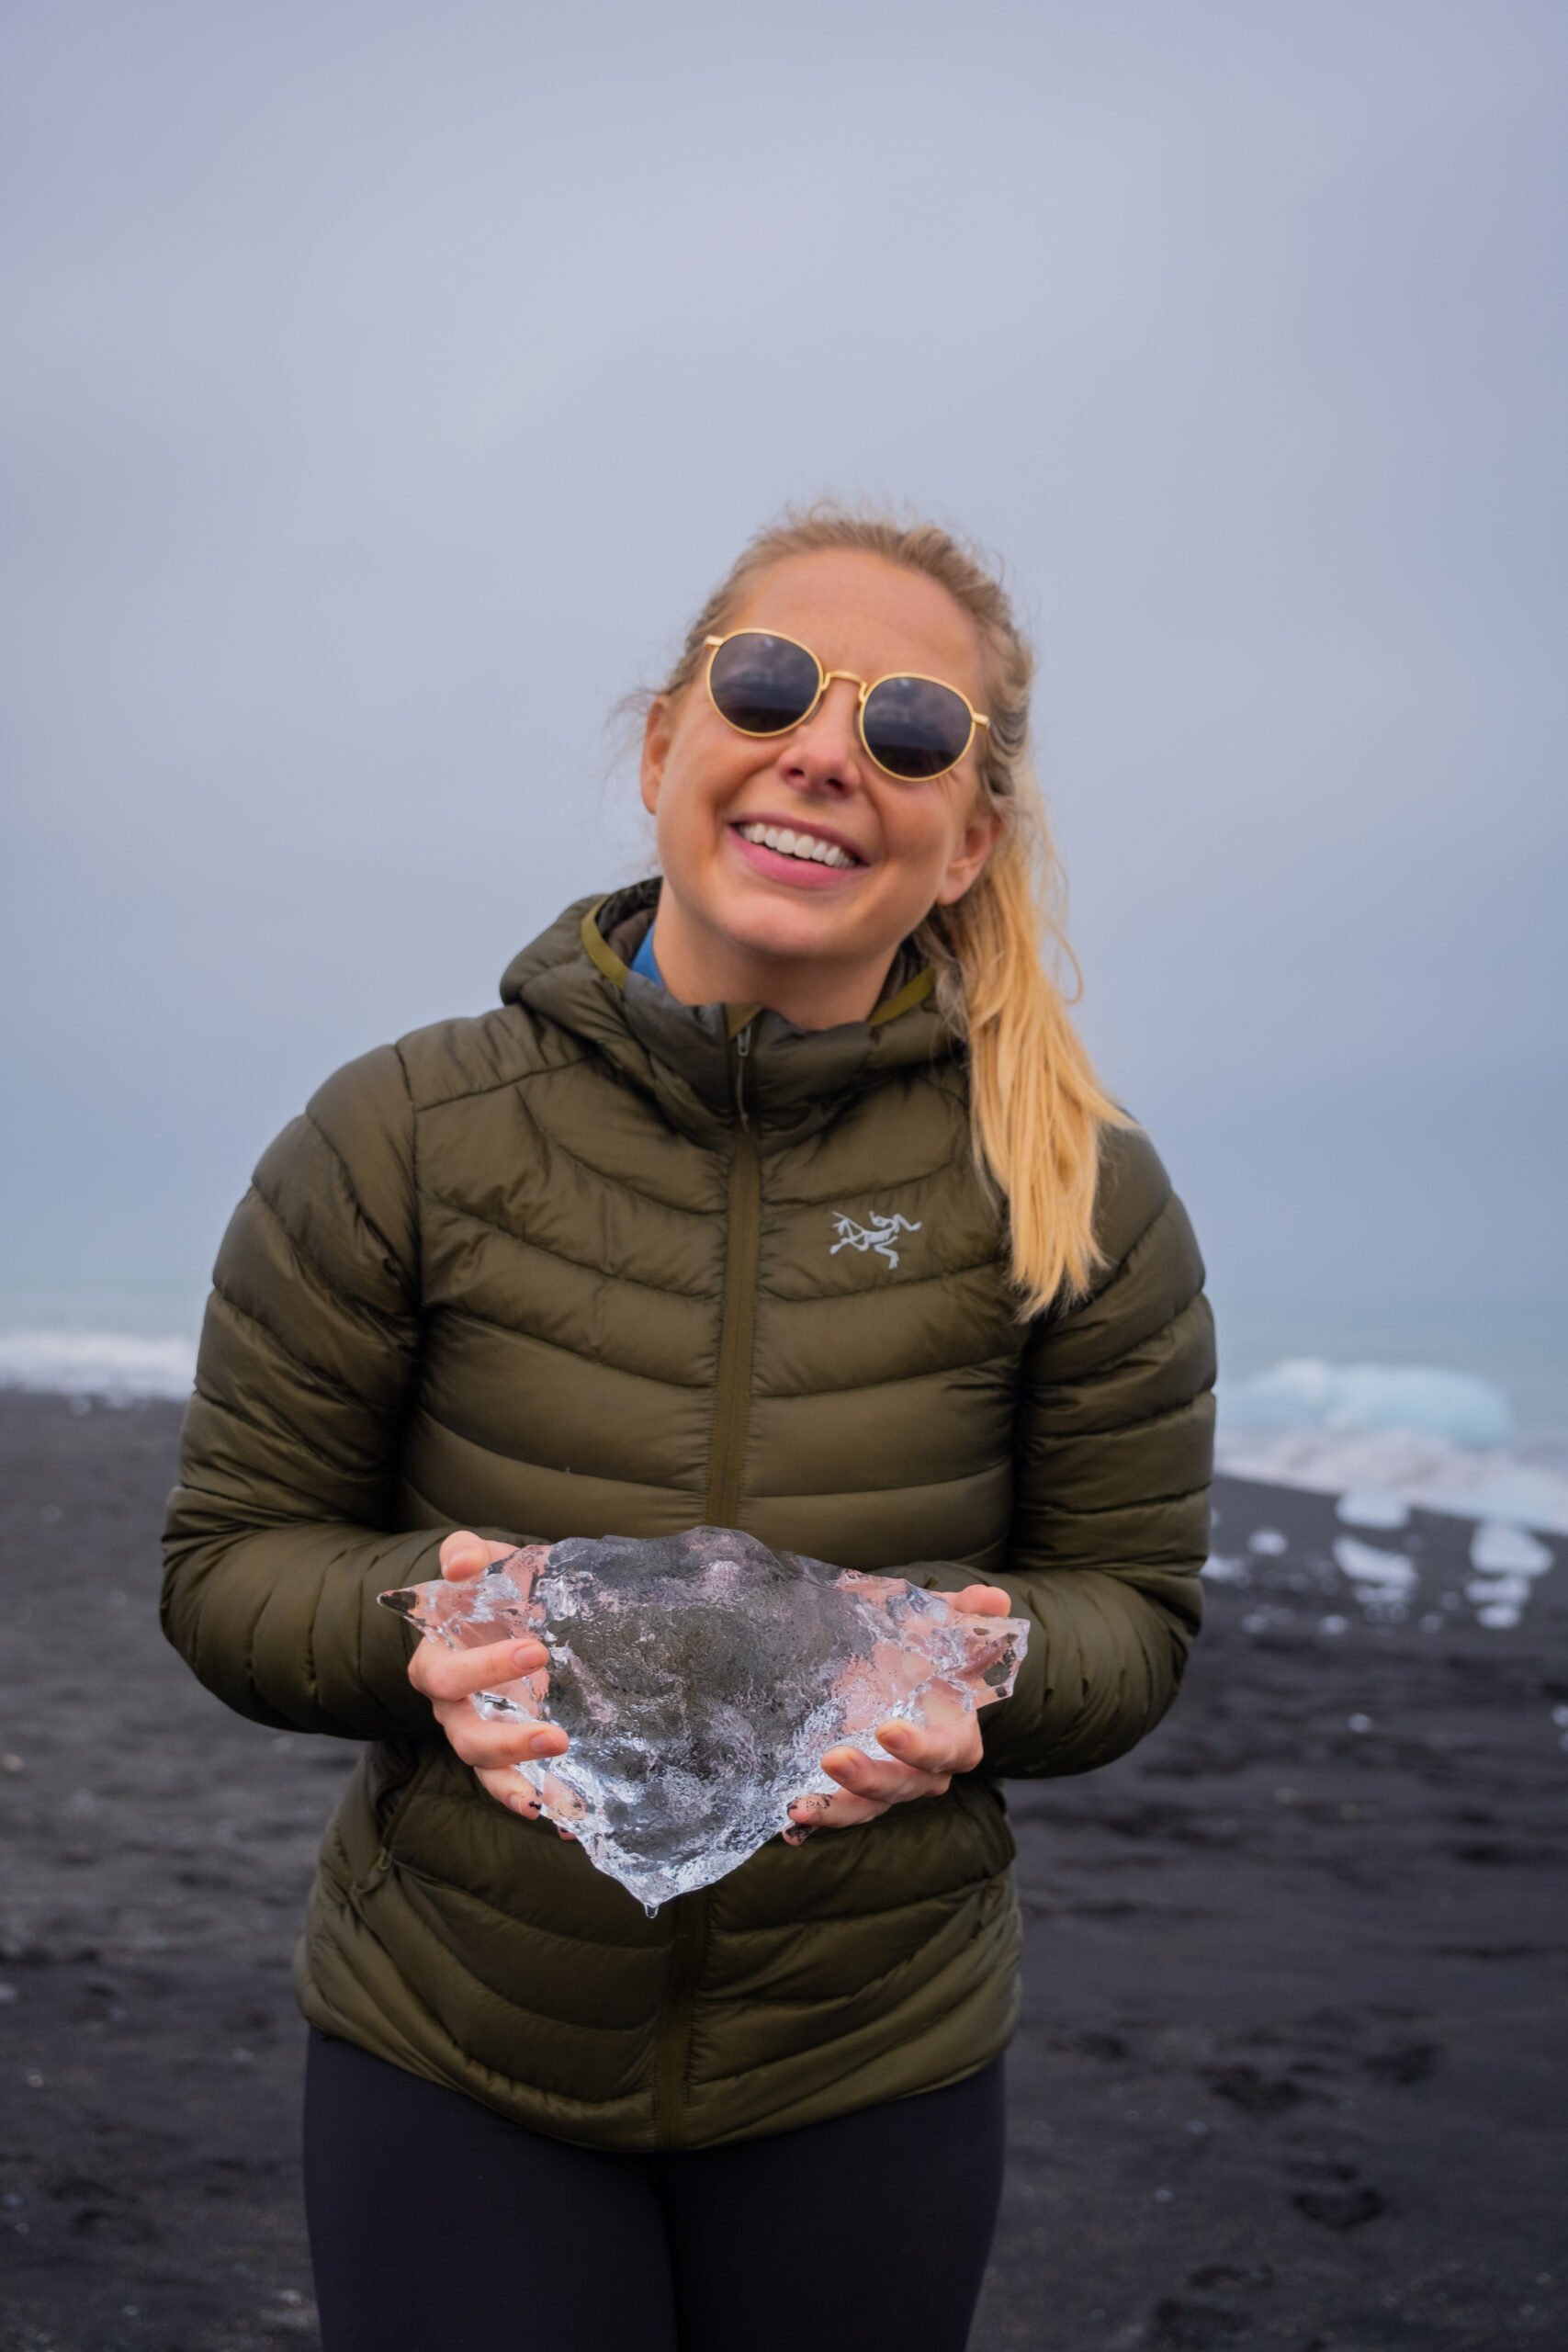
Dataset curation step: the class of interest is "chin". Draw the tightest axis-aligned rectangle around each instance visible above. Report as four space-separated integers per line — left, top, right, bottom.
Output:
719 907 848 961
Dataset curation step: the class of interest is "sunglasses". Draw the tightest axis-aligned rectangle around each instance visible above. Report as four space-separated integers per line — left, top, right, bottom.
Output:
703 629 990 783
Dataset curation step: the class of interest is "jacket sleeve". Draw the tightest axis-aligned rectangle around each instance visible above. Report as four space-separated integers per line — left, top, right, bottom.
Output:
161 1043 478 1741
914 1122 1216 1779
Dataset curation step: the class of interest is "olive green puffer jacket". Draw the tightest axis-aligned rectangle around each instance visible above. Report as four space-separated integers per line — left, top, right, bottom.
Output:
162 879 1215 2151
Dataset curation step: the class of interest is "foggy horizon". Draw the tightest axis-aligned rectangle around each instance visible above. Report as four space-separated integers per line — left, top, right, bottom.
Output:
4 2 1564 1363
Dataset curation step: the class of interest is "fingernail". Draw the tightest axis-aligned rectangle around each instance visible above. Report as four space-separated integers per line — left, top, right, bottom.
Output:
527 1728 564 1757
513 1642 540 1671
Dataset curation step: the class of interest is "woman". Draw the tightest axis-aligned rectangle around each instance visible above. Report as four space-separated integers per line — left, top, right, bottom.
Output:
162 506 1215 2351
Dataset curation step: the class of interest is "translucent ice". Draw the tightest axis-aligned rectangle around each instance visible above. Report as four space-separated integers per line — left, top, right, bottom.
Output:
380 1526 1028 1911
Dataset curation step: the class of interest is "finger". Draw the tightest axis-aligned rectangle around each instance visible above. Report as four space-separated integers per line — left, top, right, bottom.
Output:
410 1634 548 1702
435 1701 569 1773
475 1762 580 1838
787 1787 889 1832
820 1745 950 1806
874 1712 982 1779
534 1766 587 1825
475 1762 544 1819
949 1582 1013 1617
439 1531 514 1582
795 1777 906 1826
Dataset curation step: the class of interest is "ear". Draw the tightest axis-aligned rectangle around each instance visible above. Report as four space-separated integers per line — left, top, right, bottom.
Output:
640 695 674 817
934 798 1005 907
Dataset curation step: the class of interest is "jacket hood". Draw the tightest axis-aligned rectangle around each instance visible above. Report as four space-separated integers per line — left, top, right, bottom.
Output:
500 878 960 1147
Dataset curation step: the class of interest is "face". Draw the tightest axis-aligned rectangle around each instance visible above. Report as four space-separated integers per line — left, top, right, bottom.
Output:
640 549 1002 1022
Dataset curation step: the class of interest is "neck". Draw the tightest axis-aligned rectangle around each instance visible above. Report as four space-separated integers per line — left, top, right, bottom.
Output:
649 901 896 1030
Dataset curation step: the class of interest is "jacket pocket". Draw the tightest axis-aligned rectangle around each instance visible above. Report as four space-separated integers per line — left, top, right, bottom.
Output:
952 1770 1016 1875
351 1739 442 1896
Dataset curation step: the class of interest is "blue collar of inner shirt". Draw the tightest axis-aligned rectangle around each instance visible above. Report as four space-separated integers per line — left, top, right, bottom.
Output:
628 922 664 989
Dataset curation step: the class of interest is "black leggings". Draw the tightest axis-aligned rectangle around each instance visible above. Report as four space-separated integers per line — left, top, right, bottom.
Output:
303 2029 1005 2352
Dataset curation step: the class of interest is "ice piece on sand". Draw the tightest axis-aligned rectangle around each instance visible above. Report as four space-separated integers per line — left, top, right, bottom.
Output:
380 1527 1028 1912
1336 1487 1411 1532
1469 1521 1552 1576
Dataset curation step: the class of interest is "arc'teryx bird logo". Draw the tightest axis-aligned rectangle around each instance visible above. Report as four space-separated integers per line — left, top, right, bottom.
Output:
829 1209 922 1269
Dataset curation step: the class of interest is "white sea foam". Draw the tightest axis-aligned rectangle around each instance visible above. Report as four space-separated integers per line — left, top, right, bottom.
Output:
1216 1360 1568 1533
0 1329 197 1402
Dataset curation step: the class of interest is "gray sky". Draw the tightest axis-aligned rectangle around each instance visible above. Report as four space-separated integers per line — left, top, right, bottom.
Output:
3 0 1564 1351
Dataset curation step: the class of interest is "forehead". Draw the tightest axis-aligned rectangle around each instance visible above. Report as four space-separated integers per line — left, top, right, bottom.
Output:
726 549 987 698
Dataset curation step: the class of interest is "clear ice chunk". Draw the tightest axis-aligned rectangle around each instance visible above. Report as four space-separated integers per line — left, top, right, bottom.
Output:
379 1527 1028 1912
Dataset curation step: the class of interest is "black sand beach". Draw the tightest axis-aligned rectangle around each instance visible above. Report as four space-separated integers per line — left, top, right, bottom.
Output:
2 1391 1564 2351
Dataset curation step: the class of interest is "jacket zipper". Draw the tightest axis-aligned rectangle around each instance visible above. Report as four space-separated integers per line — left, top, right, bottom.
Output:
653 1019 760 2145
652 1883 712 2147
704 1023 761 1531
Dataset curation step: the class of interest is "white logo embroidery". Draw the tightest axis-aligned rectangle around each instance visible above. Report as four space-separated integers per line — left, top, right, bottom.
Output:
829 1210 922 1269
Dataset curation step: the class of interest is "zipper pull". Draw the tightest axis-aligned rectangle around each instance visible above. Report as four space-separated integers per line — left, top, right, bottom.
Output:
733 1022 752 1130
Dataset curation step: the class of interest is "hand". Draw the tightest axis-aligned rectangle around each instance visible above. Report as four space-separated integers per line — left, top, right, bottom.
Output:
784 1584 1013 1844
405 1532 576 1833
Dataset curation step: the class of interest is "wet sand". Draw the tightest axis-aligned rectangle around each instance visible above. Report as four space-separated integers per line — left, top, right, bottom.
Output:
1 1391 1564 2351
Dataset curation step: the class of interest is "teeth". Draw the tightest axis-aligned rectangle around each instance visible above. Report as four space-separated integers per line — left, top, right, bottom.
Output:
738 821 856 869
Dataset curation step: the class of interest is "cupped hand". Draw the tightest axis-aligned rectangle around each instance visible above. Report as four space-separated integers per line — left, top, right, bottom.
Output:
405 1532 576 1833
784 1583 1013 1844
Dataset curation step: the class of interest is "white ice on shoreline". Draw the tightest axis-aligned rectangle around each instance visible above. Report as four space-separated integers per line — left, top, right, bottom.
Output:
1215 1358 1568 1533
1336 1488 1412 1531
1212 1363 1564 1634
1461 1519 1555 1630
1213 1426 1568 1533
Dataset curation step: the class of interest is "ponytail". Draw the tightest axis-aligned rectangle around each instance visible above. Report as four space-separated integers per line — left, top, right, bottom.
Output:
915 771 1134 1317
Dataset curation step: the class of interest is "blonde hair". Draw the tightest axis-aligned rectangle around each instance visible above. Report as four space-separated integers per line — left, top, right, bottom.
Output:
651 503 1136 1317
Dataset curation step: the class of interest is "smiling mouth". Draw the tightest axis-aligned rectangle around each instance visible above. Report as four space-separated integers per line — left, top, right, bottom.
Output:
732 820 863 870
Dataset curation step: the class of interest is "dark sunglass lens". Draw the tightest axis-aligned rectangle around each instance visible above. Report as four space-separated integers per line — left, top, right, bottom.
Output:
863 677 972 778
708 634 820 735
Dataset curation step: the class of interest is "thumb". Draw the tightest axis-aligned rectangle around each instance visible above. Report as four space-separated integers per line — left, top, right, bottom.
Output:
950 1582 1013 1617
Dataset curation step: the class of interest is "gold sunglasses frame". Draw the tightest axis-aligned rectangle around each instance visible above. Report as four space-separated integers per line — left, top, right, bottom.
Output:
702 629 990 784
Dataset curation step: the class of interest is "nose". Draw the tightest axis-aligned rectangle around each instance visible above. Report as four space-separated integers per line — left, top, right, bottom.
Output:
777 678 864 795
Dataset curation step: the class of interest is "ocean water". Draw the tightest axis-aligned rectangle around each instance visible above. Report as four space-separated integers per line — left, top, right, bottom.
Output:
1213 1295 1568 1448
2 1288 1564 1533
